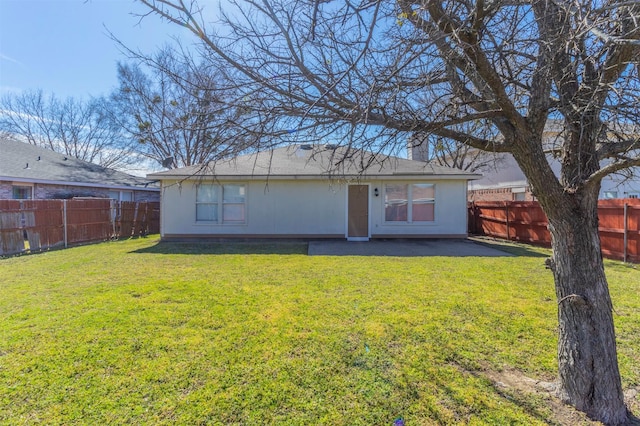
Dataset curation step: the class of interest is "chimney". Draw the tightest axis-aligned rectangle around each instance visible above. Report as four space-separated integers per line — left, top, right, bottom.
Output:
407 133 429 162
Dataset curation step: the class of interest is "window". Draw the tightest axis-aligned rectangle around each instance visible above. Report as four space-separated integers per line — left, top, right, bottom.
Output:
222 184 246 223
512 187 526 201
385 184 408 221
411 184 435 221
196 184 218 222
196 184 246 223
121 191 134 202
385 184 435 222
603 191 618 199
108 190 134 201
512 192 526 201
12 185 32 199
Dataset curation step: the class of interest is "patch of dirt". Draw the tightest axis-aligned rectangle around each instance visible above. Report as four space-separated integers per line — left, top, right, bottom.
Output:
483 368 596 425
481 367 640 425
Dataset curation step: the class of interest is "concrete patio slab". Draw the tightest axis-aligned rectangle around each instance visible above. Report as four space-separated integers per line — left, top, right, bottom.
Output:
308 239 514 257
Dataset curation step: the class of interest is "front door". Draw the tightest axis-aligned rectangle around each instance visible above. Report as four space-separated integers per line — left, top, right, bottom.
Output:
347 185 369 240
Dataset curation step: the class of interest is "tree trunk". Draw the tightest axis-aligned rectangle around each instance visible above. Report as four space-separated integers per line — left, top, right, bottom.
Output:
543 190 629 424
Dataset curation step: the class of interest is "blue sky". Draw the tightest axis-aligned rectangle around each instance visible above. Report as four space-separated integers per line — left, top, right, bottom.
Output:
0 0 195 100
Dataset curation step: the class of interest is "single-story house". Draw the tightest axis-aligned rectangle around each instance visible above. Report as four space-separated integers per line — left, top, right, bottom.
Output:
0 137 159 201
148 144 480 241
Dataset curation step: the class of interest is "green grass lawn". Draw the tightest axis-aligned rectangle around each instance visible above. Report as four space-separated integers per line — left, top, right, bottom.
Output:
1 237 638 425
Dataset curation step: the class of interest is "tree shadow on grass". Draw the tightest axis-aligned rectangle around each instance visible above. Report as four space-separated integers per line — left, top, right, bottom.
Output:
469 236 550 258
131 238 549 258
130 241 309 255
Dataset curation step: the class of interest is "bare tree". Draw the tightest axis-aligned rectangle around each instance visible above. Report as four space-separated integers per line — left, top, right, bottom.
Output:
137 0 640 422
109 47 263 169
0 89 137 169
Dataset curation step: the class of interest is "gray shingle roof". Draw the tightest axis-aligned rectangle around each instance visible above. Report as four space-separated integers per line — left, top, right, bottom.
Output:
0 137 158 190
148 144 481 180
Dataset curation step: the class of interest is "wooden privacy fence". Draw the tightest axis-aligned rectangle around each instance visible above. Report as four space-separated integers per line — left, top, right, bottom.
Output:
468 199 640 263
0 199 160 257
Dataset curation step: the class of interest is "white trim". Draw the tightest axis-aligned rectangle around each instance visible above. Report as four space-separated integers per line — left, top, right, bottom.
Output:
345 183 371 241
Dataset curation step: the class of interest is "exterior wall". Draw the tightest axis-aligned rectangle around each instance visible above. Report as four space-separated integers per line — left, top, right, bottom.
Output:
159 178 469 239
369 179 469 238
0 180 159 201
160 179 346 238
36 183 105 199
132 190 160 202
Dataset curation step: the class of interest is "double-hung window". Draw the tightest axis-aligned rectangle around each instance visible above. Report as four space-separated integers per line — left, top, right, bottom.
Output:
196 184 246 223
385 183 435 222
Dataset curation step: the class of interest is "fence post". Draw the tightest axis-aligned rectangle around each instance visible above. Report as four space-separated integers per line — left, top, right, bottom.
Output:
624 202 628 263
505 202 510 241
19 200 27 254
63 199 68 248
111 199 117 239
468 202 474 235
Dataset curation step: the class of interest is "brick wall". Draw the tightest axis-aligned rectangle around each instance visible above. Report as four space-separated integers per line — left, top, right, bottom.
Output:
34 183 108 199
133 190 160 202
0 182 11 199
468 187 535 202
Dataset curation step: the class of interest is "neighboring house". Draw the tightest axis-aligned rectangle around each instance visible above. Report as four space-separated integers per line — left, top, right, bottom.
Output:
148 144 480 241
458 120 640 201
468 153 640 201
0 137 159 201
467 153 538 202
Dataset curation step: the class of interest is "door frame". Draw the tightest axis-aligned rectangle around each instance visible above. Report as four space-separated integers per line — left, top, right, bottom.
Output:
345 183 371 241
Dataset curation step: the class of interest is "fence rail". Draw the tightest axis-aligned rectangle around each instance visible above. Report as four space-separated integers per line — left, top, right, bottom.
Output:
0 199 160 256
468 199 640 263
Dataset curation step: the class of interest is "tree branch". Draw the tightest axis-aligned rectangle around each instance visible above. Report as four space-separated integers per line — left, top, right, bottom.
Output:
585 157 640 188
596 138 640 160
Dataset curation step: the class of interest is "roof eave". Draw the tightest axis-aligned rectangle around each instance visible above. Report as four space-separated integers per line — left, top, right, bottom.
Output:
148 173 482 181
1 176 160 191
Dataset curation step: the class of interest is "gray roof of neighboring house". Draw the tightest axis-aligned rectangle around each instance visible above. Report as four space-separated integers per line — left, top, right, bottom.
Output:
0 137 159 191
148 144 481 180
